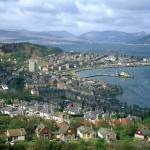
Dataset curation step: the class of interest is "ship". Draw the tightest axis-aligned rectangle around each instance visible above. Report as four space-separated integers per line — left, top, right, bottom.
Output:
118 71 132 78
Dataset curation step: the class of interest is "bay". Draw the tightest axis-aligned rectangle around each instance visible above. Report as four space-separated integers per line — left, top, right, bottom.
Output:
53 43 150 107
77 66 150 107
52 43 150 57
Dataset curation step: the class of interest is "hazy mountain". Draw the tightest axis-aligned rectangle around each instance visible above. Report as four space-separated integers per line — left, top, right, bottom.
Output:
37 31 74 38
0 29 84 44
79 31 147 43
135 34 150 44
0 29 147 44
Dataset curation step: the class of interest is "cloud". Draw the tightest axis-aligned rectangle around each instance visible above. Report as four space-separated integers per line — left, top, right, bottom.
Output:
0 0 150 34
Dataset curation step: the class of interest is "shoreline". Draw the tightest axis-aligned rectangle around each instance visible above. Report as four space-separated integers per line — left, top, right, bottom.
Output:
74 62 150 73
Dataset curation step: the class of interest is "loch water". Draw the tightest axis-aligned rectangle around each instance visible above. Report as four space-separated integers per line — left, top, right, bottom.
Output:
78 66 150 107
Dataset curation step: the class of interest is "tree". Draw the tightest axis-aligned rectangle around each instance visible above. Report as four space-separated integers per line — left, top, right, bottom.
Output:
34 139 50 150
93 139 105 150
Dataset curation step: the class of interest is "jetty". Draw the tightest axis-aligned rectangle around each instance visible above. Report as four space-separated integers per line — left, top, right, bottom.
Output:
84 73 134 79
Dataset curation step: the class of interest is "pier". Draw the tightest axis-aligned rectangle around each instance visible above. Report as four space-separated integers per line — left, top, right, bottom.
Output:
84 73 134 79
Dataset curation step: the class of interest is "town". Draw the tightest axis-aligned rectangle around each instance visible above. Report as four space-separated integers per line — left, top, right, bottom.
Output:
0 43 150 150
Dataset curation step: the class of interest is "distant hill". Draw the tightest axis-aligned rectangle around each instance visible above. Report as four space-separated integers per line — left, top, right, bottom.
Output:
38 31 74 38
79 31 147 43
0 29 148 44
0 29 83 45
135 34 150 44
0 42 63 61
0 29 74 39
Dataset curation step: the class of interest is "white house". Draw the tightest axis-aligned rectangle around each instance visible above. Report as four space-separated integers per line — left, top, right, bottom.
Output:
98 128 116 143
51 112 69 124
1 84 8 90
6 128 26 143
84 111 99 124
134 128 150 141
77 126 96 140
39 107 51 119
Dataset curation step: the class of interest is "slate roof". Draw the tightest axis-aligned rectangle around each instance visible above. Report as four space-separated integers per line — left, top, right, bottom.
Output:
136 128 150 136
77 126 95 134
59 125 69 134
98 128 116 139
84 111 97 120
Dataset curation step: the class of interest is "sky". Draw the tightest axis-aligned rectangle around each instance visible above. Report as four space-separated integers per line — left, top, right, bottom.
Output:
0 0 150 34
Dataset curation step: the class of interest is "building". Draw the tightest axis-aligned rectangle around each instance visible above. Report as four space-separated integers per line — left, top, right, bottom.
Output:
56 125 76 141
51 112 69 124
39 106 51 119
12 100 20 108
98 128 116 143
111 118 130 125
84 111 99 124
1 84 8 90
63 102 82 115
57 80 67 89
134 128 150 141
0 106 14 116
0 100 5 108
29 58 37 72
31 87 39 95
6 128 26 143
77 126 96 140
35 126 51 139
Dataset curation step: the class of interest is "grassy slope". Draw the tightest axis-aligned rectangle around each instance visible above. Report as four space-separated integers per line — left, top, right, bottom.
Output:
0 42 63 61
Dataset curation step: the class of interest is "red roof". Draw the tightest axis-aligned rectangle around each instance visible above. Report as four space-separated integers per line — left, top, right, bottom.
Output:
111 118 129 124
38 127 51 135
135 129 143 136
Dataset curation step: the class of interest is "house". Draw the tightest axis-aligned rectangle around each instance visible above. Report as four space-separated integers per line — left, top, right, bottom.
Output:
98 128 116 143
0 106 15 116
134 128 150 141
77 126 96 140
19 101 30 110
57 80 67 89
40 65 49 73
84 111 99 124
102 113 110 119
31 87 39 95
12 100 20 108
63 102 82 115
0 100 5 108
51 112 69 124
39 106 51 119
56 125 76 141
127 115 137 121
111 118 130 125
35 125 51 139
1 84 8 90
6 128 26 142
52 79 58 87
9 109 24 117
27 102 43 115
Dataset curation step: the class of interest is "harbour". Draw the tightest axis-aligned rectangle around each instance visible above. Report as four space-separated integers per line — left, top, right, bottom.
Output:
77 65 150 107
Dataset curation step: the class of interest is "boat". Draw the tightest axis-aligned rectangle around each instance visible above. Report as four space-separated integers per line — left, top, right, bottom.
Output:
118 71 132 78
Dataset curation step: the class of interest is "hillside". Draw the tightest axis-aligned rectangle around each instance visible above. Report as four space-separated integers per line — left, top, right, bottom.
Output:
0 42 63 61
